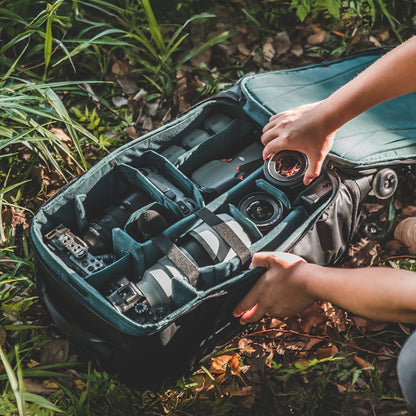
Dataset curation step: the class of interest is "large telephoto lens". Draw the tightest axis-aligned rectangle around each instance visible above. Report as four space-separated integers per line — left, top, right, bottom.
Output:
238 192 284 233
263 151 308 187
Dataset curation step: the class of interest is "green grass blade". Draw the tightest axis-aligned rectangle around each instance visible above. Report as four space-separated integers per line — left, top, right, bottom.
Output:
141 0 165 54
23 392 63 412
166 13 215 51
180 30 233 65
0 345 24 416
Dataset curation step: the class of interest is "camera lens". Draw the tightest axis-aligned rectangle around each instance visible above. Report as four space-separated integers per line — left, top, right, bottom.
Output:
263 151 308 187
238 192 284 233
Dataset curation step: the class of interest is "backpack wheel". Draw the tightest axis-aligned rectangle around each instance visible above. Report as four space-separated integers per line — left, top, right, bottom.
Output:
372 168 398 199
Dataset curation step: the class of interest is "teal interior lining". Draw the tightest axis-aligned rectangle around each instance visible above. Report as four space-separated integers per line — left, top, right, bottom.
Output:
176 117 258 175
31 93 341 334
85 253 130 290
241 51 416 167
255 179 291 210
127 150 205 209
118 163 184 217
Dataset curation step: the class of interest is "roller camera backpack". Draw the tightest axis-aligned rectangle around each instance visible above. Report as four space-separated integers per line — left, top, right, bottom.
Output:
30 49 416 387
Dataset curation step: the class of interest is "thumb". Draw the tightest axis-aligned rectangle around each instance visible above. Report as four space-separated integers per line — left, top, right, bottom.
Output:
304 157 324 186
251 251 278 269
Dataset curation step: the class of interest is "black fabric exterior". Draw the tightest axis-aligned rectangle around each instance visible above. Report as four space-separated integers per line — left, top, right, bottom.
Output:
195 207 251 265
151 234 200 287
291 173 373 265
34 249 262 388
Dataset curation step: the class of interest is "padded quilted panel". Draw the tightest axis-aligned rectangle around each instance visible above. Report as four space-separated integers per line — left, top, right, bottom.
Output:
241 51 416 167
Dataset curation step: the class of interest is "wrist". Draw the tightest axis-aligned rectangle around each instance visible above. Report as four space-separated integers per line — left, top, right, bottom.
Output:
291 261 321 301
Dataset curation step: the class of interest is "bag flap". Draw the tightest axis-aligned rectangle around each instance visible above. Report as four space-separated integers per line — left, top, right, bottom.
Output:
240 50 416 168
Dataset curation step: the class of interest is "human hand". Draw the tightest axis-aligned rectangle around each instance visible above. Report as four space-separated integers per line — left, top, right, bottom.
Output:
261 101 337 185
233 252 316 325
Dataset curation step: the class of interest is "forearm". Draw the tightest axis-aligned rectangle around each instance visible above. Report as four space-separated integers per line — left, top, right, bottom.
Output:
320 36 416 131
303 263 416 323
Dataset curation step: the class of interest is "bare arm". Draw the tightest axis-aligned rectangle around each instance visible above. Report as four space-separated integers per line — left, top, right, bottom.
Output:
261 36 416 185
233 252 416 324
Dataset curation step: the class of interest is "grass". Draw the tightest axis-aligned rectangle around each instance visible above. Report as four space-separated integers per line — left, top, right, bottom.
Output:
0 0 415 414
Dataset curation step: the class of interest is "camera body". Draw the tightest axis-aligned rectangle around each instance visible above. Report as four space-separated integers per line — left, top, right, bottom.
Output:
140 167 198 215
83 190 148 255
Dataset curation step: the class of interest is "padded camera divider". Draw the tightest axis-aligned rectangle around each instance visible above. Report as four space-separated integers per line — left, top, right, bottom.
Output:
255 179 291 210
84 253 131 290
112 228 146 277
117 163 183 217
176 117 257 176
171 277 199 308
127 150 204 209
74 194 88 231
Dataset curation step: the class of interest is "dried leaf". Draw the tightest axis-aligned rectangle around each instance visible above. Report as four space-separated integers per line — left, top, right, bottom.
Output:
50 128 72 146
377 29 390 42
351 315 370 330
111 60 129 76
190 45 212 67
262 38 275 62
298 303 325 333
274 32 291 57
315 344 338 359
384 239 404 256
24 379 59 395
303 337 322 351
133 88 148 102
40 339 69 365
74 379 87 392
145 101 159 117
290 44 303 57
353 355 373 373
142 116 153 132
112 96 128 107
126 125 138 140
369 36 381 47
116 77 139 95
307 28 327 45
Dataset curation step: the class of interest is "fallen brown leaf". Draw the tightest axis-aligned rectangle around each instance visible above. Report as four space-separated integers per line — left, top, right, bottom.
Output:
307 28 327 45
40 339 69 365
353 355 373 373
315 344 338 359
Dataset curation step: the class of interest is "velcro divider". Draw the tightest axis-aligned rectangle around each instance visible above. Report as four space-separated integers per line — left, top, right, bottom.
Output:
195 207 251 266
151 234 200 287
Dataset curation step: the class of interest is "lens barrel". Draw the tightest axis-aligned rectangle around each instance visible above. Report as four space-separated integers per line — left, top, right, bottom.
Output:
263 151 308 187
238 192 284 233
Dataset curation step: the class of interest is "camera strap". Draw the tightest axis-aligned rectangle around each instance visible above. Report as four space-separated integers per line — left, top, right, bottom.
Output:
151 234 200 287
195 208 251 266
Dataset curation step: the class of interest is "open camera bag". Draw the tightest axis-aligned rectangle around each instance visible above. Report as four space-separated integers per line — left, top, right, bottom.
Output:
30 49 416 387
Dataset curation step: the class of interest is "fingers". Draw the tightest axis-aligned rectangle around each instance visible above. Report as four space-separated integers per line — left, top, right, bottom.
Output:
239 303 267 325
233 282 263 318
304 155 325 185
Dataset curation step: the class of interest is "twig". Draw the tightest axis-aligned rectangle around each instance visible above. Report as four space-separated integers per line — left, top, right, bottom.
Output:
247 328 397 359
374 254 416 266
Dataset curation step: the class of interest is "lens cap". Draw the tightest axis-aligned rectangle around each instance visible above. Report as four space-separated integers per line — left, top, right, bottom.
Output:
263 151 308 187
238 192 284 233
